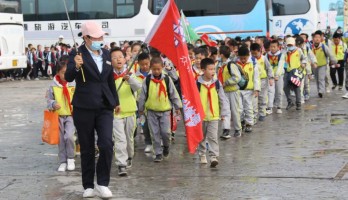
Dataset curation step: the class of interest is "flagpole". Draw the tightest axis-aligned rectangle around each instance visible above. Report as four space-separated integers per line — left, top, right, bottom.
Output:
180 10 192 44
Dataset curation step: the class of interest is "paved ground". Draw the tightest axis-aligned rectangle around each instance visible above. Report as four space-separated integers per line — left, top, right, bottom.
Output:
0 79 348 200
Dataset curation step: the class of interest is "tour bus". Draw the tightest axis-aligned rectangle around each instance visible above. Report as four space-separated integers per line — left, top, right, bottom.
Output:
0 1 26 70
18 0 319 46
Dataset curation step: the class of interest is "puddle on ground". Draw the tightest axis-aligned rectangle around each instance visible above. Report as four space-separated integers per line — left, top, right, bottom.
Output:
308 113 347 125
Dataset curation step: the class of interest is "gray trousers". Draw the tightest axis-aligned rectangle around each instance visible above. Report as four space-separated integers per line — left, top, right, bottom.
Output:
198 121 219 157
314 65 328 94
268 76 283 108
254 79 268 118
113 115 136 167
147 110 171 156
284 72 301 104
240 90 254 125
301 75 310 98
346 64 348 91
224 91 242 131
58 116 75 164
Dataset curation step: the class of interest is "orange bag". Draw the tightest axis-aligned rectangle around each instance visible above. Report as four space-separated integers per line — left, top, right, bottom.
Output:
42 110 60 145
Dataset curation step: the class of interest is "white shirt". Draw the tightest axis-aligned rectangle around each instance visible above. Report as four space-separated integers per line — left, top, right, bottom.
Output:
86 47 103 74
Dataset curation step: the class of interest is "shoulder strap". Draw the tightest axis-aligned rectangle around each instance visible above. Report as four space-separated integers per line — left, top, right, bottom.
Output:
145 74 152 101
251 57 256 66
196 81 201 92
215 80 220 90
322 43 328 58
164 74 170 98
227 61 232 76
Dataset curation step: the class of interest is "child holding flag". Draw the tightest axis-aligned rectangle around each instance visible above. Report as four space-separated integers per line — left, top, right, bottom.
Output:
197 58 230 167
138 57 182 162
46 61 76 172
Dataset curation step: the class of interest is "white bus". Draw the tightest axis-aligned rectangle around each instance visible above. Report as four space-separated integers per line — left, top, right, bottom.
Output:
0 1 26 70
19 0 319 46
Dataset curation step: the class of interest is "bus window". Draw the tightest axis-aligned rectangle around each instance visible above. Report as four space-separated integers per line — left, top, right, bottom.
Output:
21 0 36 21
116 0 142 18
272 0 310 16
0 0 19 13
38 0 75 21
77 0 114 19
149 0 258 16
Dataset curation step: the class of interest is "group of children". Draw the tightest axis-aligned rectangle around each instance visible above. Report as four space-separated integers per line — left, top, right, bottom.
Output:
45 30 348 175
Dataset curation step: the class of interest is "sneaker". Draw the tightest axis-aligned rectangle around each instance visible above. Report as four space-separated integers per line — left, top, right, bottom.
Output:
259 116 266 122
95 185 113 199
301 99 305 104
57 163 67 172
210 157 219 168
126 158 132 169
83 188 95 198
245 125 252 133
276 108 282 114
144 145 152 153
304 95 310 101
318 93 323 98
338 86 343 91
286 102 295 110
199 155 208 164
342 93 348 99
234 130 242 137
220 129 231 139
163 146 169 158
326 88 331 93
332 85 337 90
34 78 39 81
266 108 273 115
67 159 75 171
118 166 127 176
154 154 163 162
296 103 301 111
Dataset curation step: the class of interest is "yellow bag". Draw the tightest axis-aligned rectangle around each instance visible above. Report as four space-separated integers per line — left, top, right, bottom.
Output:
42 110 59 145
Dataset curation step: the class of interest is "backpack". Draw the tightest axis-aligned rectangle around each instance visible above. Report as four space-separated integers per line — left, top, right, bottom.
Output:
196 80 221 92
145 74 170 101
228 58 256 90
310 43 328 58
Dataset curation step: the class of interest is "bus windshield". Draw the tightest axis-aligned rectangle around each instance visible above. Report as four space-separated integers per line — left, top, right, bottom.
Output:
0 0 20 13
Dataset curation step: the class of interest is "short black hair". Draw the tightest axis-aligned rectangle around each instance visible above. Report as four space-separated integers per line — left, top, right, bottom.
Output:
238 45 250 56
250 43 261 51
187 43 195 51
300 33 309 39
209 46 218 56
227 39 238 47
200 58 215 70
110 42 116 47
110 47 126 57
295 36 304 46
314 30 323 36
56 61 67 73
60 55 69 64
138 52 150 62
264 41 271 49
150 57 163 67
219 45 230 59
149 47 161 58
270 40 279 46
194 47 208 57
131 42 141 51
333 32 342 38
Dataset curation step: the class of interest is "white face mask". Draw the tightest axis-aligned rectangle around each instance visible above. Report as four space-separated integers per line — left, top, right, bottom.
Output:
287 46 296 52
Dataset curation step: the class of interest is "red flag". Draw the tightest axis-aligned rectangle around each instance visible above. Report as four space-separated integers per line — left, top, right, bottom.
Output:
200 33 217 47
145 0 204 154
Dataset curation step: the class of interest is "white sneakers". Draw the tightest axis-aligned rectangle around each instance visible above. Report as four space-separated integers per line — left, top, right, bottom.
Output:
342 93 348 99
144 145 152 153
83 188 95 198
199 155 208 164
276 108 283 114
67 159 75 171
57 163 67 172
96 185 113 199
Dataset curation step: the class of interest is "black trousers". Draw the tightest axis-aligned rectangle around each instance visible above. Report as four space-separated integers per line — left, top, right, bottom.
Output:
330 60 345 86
33 61 45 78
73 107 114 189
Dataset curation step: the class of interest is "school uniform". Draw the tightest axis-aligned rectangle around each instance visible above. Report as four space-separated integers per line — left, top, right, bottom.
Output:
113 66 142 167
46 75 76 164
217 61 241 132
266 51 284 109
138 74 182 156
329 41 346 87
300 46 317 101
197 77 230 157
311 43 337 95
253 55 273 119
65 44 119 189
238 58 260 126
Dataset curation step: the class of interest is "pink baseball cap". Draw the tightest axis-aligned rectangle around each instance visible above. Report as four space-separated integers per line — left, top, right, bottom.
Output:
81 21 106 38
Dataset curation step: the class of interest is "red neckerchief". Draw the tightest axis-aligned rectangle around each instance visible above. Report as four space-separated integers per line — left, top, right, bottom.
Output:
202 83 216 116
236 61 247 68
113 70 128 80
55 75 72 114
138 74 145 80
151 77 167 100
268 54 279 65
312 44 321 55
335 44 338 55
217 64 227 84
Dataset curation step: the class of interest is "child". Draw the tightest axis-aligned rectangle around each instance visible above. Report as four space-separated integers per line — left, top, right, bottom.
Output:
281 37 307 110
217 45 231 74
138 57 182 162
129 43 142 72
197 58 230 167
266 40 284 114
250 43 273 122
46 61 76 172
237 45 260 133
135 53 152 153
330 32 346 91
111 48 142 176
192 48 208 80
311 30 337 98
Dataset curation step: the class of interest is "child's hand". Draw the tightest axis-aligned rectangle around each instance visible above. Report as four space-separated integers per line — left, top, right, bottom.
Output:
274 76 279 81
53 104 61 110
123 75 130 81
254 91 259 97
269 79 274 86
114 106 121 114
221 116 225 121
175 109 181 116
